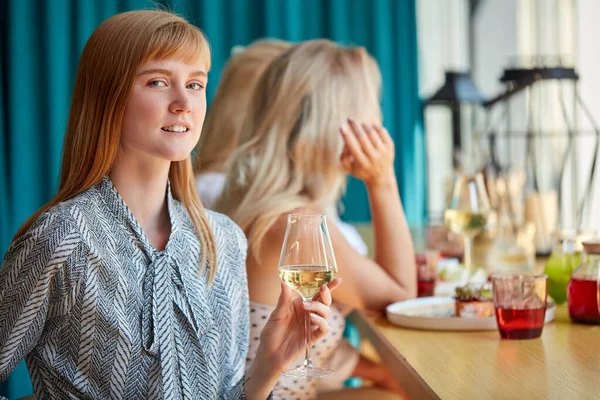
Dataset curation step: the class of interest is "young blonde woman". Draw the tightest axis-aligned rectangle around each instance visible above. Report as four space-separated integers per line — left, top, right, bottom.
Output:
216 40 416 399
194 39 291 209
0 11 339 400
194 39 369 255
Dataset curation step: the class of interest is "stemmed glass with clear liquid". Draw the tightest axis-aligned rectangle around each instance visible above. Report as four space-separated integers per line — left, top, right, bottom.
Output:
277 213 338 379
444 172 491 279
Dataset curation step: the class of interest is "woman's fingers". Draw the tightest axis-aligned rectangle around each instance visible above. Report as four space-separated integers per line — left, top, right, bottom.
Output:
347 118 377 162
303 300 331 320
277 282 294 306
311 277 341 305
340 124 369 167
373 124 394 152
326 277 342 291
357 122 380 161
308 313 330 341
369 124 386 150
342 119 391 166
267 282 295 321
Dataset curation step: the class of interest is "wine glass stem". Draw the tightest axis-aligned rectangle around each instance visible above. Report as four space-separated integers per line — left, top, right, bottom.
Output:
303 297 313 369
464 236 473 280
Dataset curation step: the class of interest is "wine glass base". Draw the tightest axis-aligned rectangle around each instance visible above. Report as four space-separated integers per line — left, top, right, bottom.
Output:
281 366 335 379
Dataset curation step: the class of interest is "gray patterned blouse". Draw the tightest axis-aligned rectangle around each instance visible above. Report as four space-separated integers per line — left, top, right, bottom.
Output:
0 177 250 399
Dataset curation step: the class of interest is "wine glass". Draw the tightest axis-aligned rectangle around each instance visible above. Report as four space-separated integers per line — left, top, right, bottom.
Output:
444 172 491 279
277 213 338 379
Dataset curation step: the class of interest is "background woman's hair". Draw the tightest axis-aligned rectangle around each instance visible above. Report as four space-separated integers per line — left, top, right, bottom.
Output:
193 39 291 175
216 39 382 260
15 10 218 281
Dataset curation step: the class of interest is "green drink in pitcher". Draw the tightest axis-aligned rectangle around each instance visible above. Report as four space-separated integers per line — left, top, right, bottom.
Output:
545 251 580 304
544 230 588 304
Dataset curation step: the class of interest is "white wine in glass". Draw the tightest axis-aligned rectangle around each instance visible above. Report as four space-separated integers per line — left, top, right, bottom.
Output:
443 210 488 238
444 173 490 277
277 213 338 379
279 265 336 299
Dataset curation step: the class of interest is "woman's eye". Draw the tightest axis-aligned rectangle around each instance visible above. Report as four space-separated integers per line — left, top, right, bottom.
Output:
149 80 167 87
187 82 204 90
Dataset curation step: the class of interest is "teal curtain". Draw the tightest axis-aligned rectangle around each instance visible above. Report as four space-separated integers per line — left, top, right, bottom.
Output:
0 0 424 397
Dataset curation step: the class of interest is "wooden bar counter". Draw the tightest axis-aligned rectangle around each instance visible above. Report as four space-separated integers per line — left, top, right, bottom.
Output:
349 305 600 400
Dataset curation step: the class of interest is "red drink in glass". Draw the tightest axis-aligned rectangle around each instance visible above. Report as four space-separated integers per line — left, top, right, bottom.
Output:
416 251 438 297
492 274 547 340
567 278 600 324
495 307 545 339
418 278 435 297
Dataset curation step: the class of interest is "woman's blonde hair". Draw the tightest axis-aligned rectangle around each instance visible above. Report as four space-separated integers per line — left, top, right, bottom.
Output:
15 10 218 280
216 39 382 259
194 39 291 174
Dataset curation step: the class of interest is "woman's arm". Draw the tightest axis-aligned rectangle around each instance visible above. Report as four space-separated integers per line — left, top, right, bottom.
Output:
0 213 79 381
367 168 417 300
330 120 416 312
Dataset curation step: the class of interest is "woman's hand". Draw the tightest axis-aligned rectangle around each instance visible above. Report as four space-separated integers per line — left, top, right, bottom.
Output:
258 278 341 371
244 278 341 399
372 365 407 396
351 355 407 397
340 117 396 189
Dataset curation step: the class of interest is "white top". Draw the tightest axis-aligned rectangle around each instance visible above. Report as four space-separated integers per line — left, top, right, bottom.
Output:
195 172 369 256
195 172 227 211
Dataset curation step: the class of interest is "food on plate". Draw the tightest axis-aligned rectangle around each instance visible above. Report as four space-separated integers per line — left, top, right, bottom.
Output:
437 259 487 283
454 282 494 318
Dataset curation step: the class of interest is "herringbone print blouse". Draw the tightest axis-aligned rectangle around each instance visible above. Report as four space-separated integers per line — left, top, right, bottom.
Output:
0 177 250 399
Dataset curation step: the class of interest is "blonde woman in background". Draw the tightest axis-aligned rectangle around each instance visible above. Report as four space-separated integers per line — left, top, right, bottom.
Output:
216 40 416 400
194 38 369 256
194 39 291 209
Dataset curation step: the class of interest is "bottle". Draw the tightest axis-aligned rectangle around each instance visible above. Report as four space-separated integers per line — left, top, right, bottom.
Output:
567 241 600 324
544 230 579 305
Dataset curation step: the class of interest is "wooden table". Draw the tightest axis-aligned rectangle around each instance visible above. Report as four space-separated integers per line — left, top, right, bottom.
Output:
349 306 600 400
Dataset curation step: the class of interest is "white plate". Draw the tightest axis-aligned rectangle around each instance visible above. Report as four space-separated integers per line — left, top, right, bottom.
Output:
386 297 556 331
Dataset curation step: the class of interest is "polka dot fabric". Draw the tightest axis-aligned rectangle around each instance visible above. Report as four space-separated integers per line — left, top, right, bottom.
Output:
246 302 359 399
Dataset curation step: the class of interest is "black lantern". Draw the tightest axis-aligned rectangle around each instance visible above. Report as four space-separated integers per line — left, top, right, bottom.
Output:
425 71 487 168
424 71 487 218
482 63 600 255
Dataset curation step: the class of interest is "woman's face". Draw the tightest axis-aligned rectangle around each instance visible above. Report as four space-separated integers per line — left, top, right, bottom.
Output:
120 57 208 164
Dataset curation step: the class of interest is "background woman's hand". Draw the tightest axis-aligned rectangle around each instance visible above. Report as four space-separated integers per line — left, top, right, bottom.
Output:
350 355 408 398
255 278 342 373
372 364 407 396
340 117 396 189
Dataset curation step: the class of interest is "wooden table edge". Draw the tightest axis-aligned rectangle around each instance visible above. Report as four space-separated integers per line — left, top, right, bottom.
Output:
348 309 440 400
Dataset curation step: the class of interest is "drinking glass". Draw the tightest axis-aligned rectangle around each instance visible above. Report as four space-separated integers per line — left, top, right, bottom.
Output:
277 213 338 378
444 172 491 278
416 250 439 297
492 274 548 339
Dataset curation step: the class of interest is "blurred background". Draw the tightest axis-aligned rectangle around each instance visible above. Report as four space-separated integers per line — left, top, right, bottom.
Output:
1 0 599 398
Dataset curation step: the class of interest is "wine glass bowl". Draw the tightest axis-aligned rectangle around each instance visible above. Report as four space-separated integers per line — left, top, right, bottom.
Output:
277 213 338 378
444 173 491 275
278 266 337 299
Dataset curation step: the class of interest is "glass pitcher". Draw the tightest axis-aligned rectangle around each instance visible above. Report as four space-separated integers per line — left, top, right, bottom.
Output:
544 230 579 304
567 241 600 324
486 216 535 275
